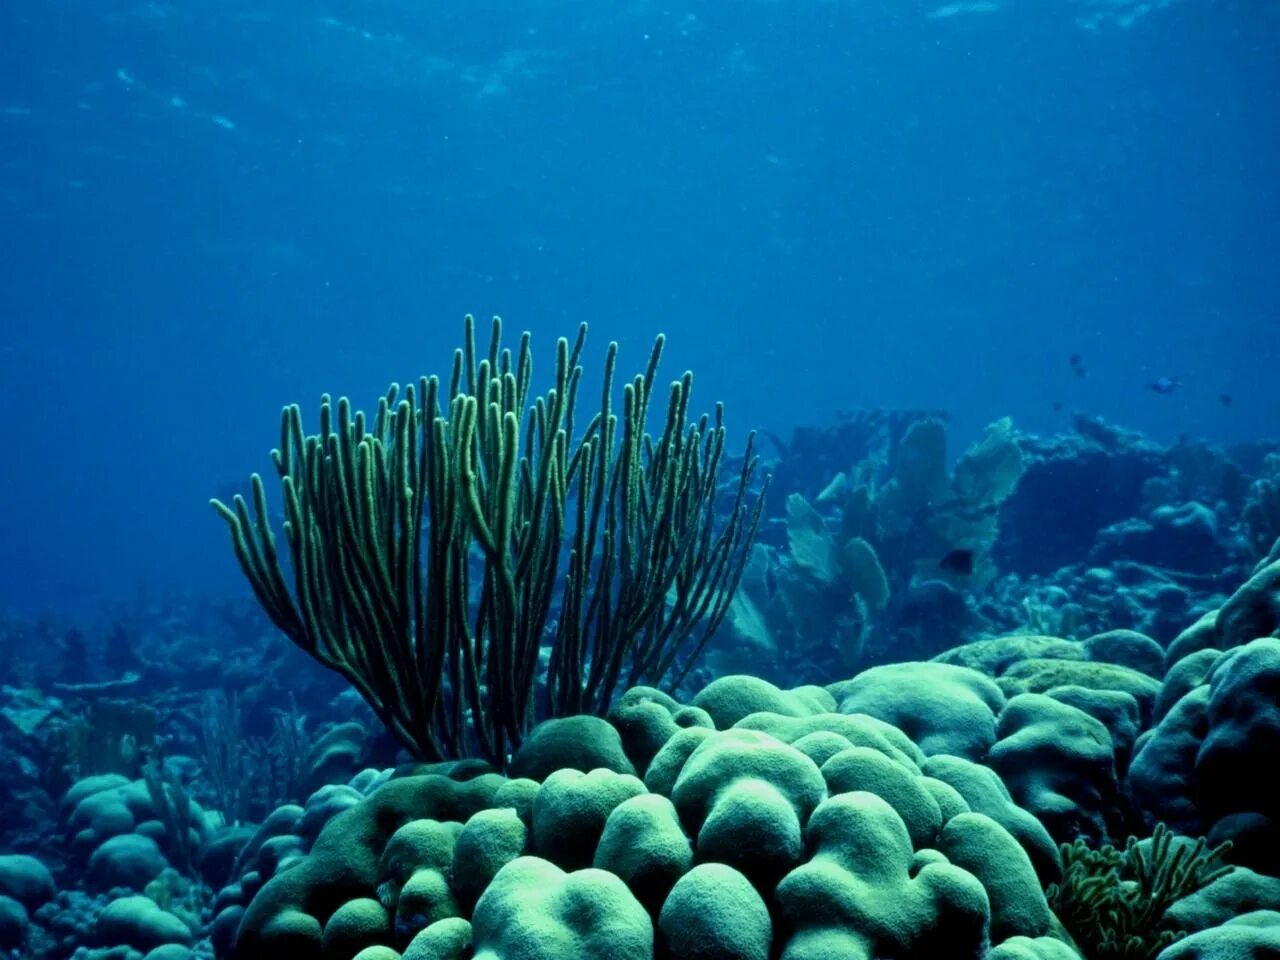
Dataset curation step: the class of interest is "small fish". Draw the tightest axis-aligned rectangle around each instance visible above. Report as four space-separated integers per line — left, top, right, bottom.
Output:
939 549 975 576
1052 400 1065 412
1147 376 1183 395
1068 354 1087 378
1218 394 1233 408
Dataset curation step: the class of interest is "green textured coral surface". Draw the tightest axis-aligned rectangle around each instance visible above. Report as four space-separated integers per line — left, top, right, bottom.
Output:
233 559 1280 960
235 673 1088 960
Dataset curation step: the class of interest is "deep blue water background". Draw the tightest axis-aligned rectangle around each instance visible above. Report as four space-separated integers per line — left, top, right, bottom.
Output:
0 0 1276 616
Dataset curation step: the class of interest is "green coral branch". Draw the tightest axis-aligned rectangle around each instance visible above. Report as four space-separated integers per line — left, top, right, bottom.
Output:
212 315 767 764
1047 824 1234 960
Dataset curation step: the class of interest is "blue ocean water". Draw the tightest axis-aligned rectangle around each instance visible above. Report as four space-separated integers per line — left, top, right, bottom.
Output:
1 0 1276 614
3 5 1280 960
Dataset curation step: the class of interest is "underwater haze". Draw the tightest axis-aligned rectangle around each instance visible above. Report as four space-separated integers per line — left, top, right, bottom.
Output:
3 4 1280 960
1 0 1276 614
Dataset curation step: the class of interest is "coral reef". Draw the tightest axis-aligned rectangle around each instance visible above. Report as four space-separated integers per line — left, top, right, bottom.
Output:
4 410 1280 960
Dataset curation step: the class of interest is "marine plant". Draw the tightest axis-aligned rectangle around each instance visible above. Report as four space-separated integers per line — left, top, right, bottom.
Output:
1047 824 1233 960
212 315 765 764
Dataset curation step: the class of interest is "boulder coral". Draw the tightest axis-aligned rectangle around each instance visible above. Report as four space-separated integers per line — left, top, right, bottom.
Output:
233 675 1070 960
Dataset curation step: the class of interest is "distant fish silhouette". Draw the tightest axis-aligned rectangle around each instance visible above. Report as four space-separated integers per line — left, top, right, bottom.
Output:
1147 375 1183 395
1219 393 1233 408
939 548 975 576
1068 354 1087 378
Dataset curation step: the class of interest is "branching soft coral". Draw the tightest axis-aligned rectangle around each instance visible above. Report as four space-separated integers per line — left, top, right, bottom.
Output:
1047 824 1233 960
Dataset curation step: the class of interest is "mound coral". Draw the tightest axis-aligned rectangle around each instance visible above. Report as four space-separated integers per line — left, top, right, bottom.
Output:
232 674 1076 960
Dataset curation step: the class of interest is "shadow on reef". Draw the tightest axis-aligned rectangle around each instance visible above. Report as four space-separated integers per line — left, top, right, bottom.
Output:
2 404 1280 960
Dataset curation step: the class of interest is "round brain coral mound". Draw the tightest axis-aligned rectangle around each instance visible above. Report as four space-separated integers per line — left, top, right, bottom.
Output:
233 673 1082 960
